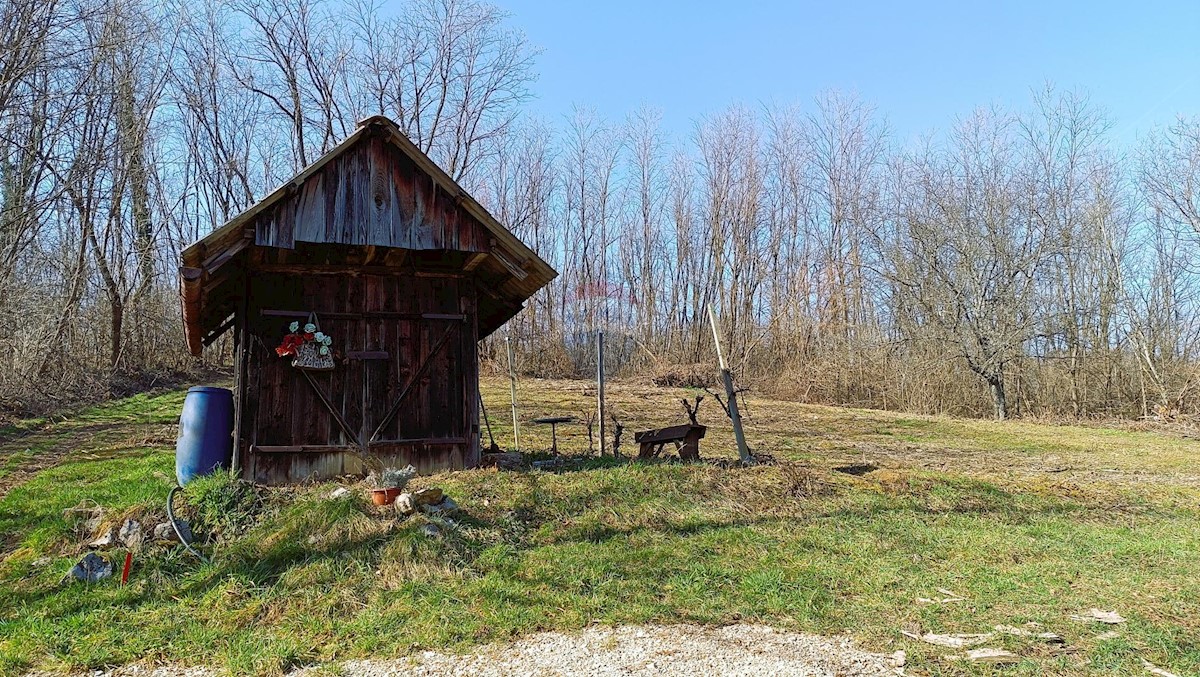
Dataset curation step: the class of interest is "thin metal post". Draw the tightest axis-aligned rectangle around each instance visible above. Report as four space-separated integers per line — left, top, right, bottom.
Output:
708 304 752 464
506 336 520 452
597 330 606 457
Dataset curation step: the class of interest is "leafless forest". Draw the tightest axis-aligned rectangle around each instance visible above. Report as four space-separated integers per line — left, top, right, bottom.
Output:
3 0 1200 421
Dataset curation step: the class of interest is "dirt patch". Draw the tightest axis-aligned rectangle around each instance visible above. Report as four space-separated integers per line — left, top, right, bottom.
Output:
0 422 175 499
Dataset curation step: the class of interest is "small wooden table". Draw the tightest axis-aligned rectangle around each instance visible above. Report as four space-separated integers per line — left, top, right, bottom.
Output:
532 416 574 455
634 424 707 460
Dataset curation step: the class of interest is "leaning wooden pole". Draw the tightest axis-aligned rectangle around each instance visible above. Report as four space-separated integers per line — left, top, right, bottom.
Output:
506 336 521 452
708 304 752 464
597 330 606 457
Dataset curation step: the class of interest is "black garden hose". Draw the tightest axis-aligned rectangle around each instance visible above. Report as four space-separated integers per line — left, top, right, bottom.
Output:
167 484 209 563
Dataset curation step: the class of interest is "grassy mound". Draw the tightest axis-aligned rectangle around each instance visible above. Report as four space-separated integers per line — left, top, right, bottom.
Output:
1 384 1199 675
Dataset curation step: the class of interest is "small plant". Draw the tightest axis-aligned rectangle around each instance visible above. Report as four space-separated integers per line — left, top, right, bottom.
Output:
377 465 416 490
186 472 263 541
369 465 416 505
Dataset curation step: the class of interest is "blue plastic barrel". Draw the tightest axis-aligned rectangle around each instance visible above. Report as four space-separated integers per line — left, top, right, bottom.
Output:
175 386 234 485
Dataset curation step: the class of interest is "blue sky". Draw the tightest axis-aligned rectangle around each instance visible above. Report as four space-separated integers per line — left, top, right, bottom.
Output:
495 0 1200 146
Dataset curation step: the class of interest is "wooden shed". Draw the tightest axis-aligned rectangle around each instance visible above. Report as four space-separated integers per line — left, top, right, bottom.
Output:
179 116 555 484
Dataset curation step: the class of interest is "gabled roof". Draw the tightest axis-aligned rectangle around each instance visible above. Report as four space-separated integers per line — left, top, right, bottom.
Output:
179 115 555 354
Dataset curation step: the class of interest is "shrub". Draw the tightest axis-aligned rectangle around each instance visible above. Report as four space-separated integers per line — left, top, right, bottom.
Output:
185 472 263 541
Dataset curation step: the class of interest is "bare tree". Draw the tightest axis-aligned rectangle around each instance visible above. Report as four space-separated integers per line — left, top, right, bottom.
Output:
883 110 1048 419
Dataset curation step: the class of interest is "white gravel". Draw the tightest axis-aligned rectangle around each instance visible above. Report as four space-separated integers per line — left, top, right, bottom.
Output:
309 624 901 677
48 624 902 677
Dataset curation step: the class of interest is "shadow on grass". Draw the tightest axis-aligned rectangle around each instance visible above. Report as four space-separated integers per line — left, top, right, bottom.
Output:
5 459 1194 675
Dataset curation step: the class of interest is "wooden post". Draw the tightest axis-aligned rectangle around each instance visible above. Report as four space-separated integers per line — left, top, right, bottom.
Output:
597 330 606 457
230 324 243 478
230 286 250 478
506 336 521 452
708 304 752 464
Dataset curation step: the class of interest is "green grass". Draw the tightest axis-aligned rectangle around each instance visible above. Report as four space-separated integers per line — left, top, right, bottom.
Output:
1 379 1199 675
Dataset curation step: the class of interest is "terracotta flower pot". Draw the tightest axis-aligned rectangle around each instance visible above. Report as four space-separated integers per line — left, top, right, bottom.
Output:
371 487 401 506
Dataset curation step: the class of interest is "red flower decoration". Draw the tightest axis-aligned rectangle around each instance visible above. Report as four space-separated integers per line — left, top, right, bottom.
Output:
276 322 334 362
276 332 305 357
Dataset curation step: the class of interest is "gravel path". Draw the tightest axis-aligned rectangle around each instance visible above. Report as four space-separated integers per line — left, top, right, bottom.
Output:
305 624 902 676
45 624 902 677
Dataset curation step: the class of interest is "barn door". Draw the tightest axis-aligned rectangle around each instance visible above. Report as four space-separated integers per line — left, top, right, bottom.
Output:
247 273 476 481
364 314 467 447
260 311 467 451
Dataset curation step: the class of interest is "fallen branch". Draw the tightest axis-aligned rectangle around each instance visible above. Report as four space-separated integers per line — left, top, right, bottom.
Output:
901 630 992 648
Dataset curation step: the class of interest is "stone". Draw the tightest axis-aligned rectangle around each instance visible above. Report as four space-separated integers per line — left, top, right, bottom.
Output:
119 519 144 550
67 553 112 583
395 493 416 516
89 526 116 548
420 523 441 538
421 496 459 516
153 519 193 543
890 650 906 667
329 487 351 499
412 487 443 506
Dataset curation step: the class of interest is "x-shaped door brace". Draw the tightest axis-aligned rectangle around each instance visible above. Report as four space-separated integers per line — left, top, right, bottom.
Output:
368 321 458 443
286 320 460 451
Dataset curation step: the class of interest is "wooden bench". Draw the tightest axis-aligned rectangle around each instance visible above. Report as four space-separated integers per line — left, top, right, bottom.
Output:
634 424 706 460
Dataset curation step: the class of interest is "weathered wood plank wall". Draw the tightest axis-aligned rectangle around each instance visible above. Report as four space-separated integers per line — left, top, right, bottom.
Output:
254 136 490 253
239 270 480 483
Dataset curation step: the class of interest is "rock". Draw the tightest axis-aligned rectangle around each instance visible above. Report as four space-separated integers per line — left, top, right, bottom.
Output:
89 526 116 548
153 519 193 543
412 487 443 506
420 523 441 538
395 492 416 516
67 553 112 583
329 487 351 499
890 650 906 667
119 519 144 550
421 496 459 516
